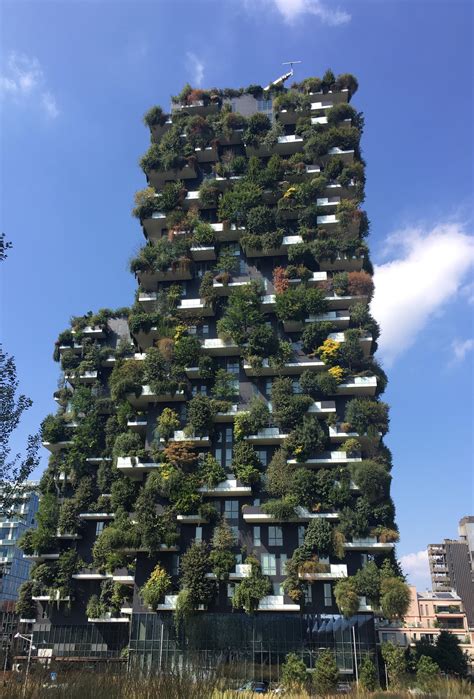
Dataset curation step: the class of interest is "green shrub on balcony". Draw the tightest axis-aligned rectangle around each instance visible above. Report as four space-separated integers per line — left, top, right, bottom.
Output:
198 453 226 488
198 180 220 209
291 76 322 94
185 115 215 148
334 73 359 97
186 395 216 436
218 181 263 225
109 360 144 402
351 461 391 504
262 496 298 520
143 105 167 128
19 493 59 555
141 564 172 611
112 432 145 462
155 407 180 443
301 321 334 355
275 286 327 322
217 283 265 345
130 238 190 275
58 499 80 535
231 558 272 614
16 581 36 618
344 398 389 435
287 468 319 509
234 398 270 440
285 414 328 461
302 518 333 557
338 498 371 539
244 112 272 147
92 512 140 573
134 480 178 551
111 477 139 512
191 220 216 246
231 442 262 485
143 346 179 397
326 103 357 126
209 520 236 582
245 324 279 364
179 541 216 610
272 377 313 430
273 90 311 113
132 187 160 219
41 414 69 444
211 369 238 401
266 448 290 498
173 335 201 368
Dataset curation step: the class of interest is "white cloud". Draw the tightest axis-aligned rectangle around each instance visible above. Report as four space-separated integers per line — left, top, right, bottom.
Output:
451 338 474 364
185 52 205 87
400 550 431 591
0 52 59 119
372 222 474 366
250 0 350 25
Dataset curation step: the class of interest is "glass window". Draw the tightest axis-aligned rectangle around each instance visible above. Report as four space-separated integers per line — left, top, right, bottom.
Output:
265 379 273 397
224 500 239 520
201 325 210 338
95 522 105 536
298 526 305 546
257 99 272 112
227 583 235 598
305 585 312 603
268 526 283 546
226 361 239 375
225 448 233 467
253 526 261 547
324 583 332 607
171 555 179 576
279 553 287 575
261 554 276 576
195 526 202 541
257 449 267 466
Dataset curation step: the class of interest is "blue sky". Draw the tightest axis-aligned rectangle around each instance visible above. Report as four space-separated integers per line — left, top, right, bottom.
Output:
1 0 473 589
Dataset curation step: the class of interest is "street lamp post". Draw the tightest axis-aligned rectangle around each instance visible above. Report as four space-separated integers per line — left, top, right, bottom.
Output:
14 633 35 698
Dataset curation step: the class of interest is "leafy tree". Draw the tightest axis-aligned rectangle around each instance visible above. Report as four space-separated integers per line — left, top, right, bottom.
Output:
359 655 378 691
351 461 391 504
285 414 328 461
231 442 262 485
15 581 36 618
272 377 312 430
180 541 216 609
141 564 172 610
231 560 271 614
354 561 381 607
380 576 410 619
381 642 407 688
198 453 226 487
280 652 308 690
0 345 41 515
312 649 339 695
334 577 359 618
288 468 319 509
416 655 439 691
186 395 215 435
303 518 333 557
156 408 180 442
266 448 290 497
415 631 468 677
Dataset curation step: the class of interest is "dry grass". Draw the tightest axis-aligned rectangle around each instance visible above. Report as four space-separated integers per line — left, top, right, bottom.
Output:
0 673 471 698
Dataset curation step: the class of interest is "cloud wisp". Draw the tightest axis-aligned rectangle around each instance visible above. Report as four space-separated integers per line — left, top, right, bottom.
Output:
0 52 59 119
400 550 431 591
371 222 474 366
185 52 205 87
451 338 474 364
249 0 350 26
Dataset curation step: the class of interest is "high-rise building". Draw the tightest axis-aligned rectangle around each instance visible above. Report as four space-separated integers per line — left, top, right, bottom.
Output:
19 71 402 677
459 516 474 576
428 523 474 628
0 485 39 601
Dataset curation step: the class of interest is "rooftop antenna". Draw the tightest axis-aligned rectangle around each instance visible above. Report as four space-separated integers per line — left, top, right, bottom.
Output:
264 60 302 91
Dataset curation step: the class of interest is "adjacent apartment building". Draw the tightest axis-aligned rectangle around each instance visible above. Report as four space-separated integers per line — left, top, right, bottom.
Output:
0 485 39 601
18 70 401 676
428 516 474 628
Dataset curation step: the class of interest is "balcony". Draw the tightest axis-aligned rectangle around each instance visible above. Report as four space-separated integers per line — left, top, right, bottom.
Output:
198 478 252 497
58 342 83 355
177 298 214 316
127 418 147 433
319 254 364 272
172 99 219 116
245 427 288 445
176 513 208 524
306 310 350 329
324 293 368 310
138 292 159 309
147 162 197 189
344 537 395 552
243 357 324 377
136 264 193 289
88 615 130 623
322 147 354 165
337 376 377 396
23 552 60 562
126 386 186 408
328 425 359 443
116 457 158 479
242 506 338 524
190 245 217 262
206 563 252 581
169 430 210 447
213 277 254 296
72 325 106 339
211 222 244 242
214 404 245 422
299 563 348 581
42 439 73 453
78 512 115 521
194 144 218 163
308 401 337 415
201 338 240 356
258 595 300 612
149 117 172 142
141 211 167 241
287 271 328 287
328 331 372 357
287 451 362 468
32 593 71 603
244 235 303 258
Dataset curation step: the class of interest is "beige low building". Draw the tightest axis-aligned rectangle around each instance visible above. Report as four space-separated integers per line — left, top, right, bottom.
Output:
377 586 474 669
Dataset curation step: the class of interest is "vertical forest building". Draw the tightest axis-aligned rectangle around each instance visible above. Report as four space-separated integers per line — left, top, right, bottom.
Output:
19 70 406 676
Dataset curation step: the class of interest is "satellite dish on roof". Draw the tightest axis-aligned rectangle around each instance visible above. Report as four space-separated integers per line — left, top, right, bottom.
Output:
264 60 302 91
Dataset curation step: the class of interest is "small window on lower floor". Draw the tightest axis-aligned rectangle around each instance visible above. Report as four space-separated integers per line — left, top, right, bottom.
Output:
324 583 332 607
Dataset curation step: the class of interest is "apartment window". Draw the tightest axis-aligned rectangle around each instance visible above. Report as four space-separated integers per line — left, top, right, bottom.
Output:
257 450 267 466
201 324 210 338
214 448 222 465
324 583 332 607
298 526 305 547
265 379 273 397
268 526 283 547
304 585 313 604
262 554 277 576
188 325 197 335
225 448 233 467
253 498 260 507
361 553 368 567
292 379 302 394
253 527 261 547
227 583 235 599
224 500 239 520
279 553 288 575
239 259 247 275
195 526 202 541
273 581 283 595
95 522 105 536
226 361 239 376
257 99 273 113
230 525 239 542
171 555 179 576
